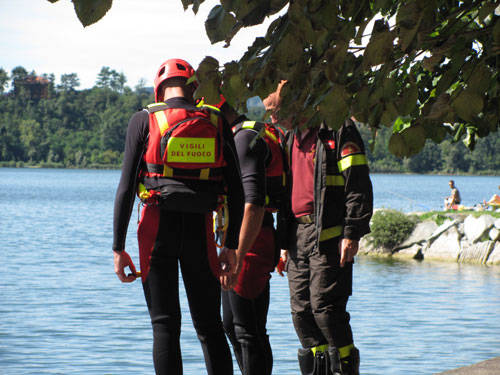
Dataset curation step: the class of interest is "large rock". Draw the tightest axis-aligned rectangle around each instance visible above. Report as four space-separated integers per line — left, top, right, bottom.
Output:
494 219 500 230
490 227 500 241
463 215 495 243
458 241 495 264
429 219 460 243
358 237 390 255
424 225 461 261
394 221 438 251
485 242 500 265
393 244 423 260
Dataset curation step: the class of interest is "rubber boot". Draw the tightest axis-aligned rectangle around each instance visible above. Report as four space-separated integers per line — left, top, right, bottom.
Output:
298 348 315 375
313 350 330 375
339 346 360 375
327 347 342 375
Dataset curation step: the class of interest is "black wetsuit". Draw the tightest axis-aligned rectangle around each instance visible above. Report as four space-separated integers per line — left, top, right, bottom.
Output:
112 97 244 375
222 124 276 375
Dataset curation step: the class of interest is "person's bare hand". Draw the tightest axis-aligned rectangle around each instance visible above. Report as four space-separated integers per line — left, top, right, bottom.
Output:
338 239 359 267
113 250 138 282
218 247 236 290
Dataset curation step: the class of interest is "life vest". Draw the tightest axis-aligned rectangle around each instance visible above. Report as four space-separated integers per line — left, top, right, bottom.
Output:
233 120 288 212
138 102 227 213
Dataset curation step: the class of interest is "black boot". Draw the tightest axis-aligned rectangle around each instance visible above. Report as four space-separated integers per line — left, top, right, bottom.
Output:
327 347 342 375
339 346 360 375
313 350 330 375
298 348 314 375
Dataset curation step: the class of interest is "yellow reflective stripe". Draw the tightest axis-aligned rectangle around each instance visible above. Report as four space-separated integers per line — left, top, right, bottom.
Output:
154 111 169 135
202 104 220 112
326 175 345 186
311 344 329 356
242 121 256 129
264 129 278 143
337 154 367 172
265 195 270 205
163 165 173 177
338 344 354 359
200 168 210 180
282 172 286 186
319 225 343 241
147 102 166 108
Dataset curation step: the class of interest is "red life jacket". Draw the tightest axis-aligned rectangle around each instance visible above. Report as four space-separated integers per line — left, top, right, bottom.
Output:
139 102 226 213
233 120 288 211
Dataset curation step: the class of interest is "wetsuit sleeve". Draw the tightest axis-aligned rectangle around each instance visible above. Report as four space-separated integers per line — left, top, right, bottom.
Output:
234 129 267 206
112 111 149 251
221 122 244 250
337 120 373 240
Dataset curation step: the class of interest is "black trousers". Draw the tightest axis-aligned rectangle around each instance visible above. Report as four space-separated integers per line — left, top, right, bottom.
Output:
287 222 354 349
142 210 233 375
222 283 272 375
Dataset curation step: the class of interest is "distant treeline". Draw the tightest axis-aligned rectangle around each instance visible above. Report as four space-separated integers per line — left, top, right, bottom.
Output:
0 66 499 174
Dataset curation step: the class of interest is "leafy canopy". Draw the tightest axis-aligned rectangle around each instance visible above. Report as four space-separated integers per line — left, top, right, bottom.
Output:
49 0 499 157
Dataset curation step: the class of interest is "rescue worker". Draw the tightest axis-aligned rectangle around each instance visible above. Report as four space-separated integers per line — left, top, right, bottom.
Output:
263 81 373 375
112 58 244 375
217 100 290 375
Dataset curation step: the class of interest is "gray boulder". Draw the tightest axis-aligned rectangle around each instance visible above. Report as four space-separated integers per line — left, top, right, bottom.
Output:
463 215 495 243
494 219 500 230
458 241 495 264
424 225 461 261
393 244 423 260
485 242 500 265
429 219 460 243
489 227 500 241
394 221 438 251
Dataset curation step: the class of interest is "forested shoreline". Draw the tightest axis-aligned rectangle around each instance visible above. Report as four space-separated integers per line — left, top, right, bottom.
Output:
0 66 498 174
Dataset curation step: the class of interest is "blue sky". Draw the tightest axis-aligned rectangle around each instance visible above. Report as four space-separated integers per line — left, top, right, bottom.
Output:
0 0 271 89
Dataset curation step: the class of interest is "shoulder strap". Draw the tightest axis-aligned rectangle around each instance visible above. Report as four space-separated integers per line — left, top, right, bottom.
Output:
145 102 169 113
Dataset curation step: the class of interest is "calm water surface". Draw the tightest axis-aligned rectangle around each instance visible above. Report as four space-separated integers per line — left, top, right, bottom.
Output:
0 169 499 374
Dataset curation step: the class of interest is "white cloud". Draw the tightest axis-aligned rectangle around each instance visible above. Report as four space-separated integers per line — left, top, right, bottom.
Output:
0 0 272 89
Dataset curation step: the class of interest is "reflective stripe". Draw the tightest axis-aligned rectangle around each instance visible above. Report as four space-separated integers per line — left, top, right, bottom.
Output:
282 172 286 186
148 102 166 107
337 154 367 172
264 129 278 143
163 165 173 177
242 121 256 129
154 111 169 135
200 168 210 180
311 344 329 356
326 175 345 186
319 225 343 241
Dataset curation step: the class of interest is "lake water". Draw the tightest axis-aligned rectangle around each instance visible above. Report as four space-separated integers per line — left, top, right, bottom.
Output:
0 168 499 375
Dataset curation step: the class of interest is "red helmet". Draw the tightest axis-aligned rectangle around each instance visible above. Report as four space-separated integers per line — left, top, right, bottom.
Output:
154 58 196 102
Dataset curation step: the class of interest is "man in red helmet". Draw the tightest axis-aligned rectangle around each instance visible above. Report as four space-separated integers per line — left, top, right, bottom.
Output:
112 58 244 375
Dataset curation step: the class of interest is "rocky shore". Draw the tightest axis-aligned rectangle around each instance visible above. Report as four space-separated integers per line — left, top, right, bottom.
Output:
359 213 500 265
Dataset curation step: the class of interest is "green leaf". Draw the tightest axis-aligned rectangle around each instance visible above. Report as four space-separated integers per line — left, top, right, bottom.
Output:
468 64 491 94
362 28 394 69
72 0 112 27
451 89 484 122
388 132 406 157
396 1 422 51
397 82 418 115
402 124 426 156
194 57 221 104
393 116 411 133
205 5 238 44
318 86 349 131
